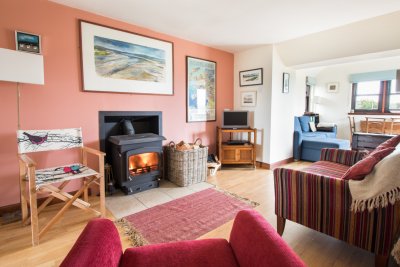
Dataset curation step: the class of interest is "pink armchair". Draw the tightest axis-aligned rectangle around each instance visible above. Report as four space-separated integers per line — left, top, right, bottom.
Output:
61 209 305 267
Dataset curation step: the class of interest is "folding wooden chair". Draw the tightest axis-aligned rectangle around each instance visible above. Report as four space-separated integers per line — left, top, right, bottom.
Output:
17 128 105 246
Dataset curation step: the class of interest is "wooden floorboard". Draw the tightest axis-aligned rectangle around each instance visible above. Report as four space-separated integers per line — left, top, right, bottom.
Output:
0 162 395 266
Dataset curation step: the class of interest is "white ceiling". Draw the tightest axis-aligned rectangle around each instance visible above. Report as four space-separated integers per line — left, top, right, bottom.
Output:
51 0 400 52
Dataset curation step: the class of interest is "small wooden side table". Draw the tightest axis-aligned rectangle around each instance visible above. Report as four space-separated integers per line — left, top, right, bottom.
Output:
217 127 257 168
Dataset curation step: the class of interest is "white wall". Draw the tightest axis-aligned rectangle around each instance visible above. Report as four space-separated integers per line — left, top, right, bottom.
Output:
234 45 273 163
312 56 400 140
269 47 297 163
234 45 303 164
234 46 400 164
293 70 307 115
277 11 400 67
234 11 400 164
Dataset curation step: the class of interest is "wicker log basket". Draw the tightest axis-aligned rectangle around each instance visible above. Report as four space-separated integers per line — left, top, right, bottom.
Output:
166 138 208 186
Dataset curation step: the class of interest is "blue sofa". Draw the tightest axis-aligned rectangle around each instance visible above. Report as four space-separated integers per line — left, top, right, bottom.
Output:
294 116 349 161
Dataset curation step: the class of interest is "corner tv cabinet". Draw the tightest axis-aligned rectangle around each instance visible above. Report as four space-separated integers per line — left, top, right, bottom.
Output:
217 127 257 168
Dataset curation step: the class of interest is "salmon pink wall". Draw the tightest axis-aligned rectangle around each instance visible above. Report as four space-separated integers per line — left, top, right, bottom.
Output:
0 0 233 207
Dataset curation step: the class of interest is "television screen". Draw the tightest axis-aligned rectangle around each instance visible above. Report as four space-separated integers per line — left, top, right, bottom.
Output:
222 111 249 128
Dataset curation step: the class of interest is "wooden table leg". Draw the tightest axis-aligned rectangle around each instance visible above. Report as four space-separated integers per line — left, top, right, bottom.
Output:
375 254 389 267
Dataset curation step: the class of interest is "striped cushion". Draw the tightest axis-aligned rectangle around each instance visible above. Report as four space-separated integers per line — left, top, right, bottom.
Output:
341 147 395 180
302 161 349 179
320 148 367 166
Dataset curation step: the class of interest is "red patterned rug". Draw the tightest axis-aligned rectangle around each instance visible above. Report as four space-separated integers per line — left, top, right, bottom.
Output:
117 188 258 246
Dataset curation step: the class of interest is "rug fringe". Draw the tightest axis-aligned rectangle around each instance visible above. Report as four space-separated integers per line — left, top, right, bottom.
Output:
215 187 260 207
115 218 148 247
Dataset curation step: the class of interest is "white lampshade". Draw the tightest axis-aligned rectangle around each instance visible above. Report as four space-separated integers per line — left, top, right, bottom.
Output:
0 48 44 85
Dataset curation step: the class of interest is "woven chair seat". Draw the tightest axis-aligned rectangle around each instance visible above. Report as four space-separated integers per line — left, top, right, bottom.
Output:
33 163 98 188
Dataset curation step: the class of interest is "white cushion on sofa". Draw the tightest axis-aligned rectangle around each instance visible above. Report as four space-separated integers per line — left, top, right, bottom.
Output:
317 122 336 127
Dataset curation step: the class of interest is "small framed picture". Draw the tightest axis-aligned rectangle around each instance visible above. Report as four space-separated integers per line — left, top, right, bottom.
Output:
239 68 263 87
327 82 339 93
15 31 41 54
241 91 257 107
282 72 290 93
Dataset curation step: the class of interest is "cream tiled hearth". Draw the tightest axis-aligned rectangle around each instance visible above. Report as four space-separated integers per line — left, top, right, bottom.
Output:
106 181 214 218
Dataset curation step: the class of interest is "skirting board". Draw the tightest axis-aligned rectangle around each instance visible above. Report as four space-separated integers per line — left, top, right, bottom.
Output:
256 157 294 170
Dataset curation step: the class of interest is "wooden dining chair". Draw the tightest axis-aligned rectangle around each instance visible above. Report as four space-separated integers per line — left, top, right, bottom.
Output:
365 117 386 134
348 116 356 135
17 128 105 246
348 116 356 146
389 118 400 135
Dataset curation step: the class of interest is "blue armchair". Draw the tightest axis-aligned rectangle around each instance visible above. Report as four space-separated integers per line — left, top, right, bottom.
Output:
293 116 342 161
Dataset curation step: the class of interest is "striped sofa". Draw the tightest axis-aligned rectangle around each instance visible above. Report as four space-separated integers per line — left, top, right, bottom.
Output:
274 148 400 267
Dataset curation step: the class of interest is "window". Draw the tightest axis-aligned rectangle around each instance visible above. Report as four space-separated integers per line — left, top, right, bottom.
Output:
388 79 400 111
351 79 398 113
305 76 316 113
352 81 382 111
305 84 311 112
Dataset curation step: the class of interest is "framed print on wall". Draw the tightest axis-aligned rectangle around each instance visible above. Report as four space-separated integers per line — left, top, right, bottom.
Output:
186 56 216 122
241 91 256 107
327 82 339 93
239 68 263 86
15 31 41 54
282 72 290 93
80 20 173 94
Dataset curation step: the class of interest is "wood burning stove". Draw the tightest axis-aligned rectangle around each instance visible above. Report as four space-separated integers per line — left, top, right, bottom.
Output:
109 133 165 195
99 111 165 195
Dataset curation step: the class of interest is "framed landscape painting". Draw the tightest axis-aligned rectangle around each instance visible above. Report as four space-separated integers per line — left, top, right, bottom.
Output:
239 68 263 86
80 21 173 94
186 56 216 122
241 91 256 107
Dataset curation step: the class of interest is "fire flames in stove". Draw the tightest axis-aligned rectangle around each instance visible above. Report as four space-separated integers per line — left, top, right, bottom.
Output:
128 152 159 177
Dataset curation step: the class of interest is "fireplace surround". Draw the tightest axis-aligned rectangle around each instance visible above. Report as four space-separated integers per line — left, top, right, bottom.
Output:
99 111 165 194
